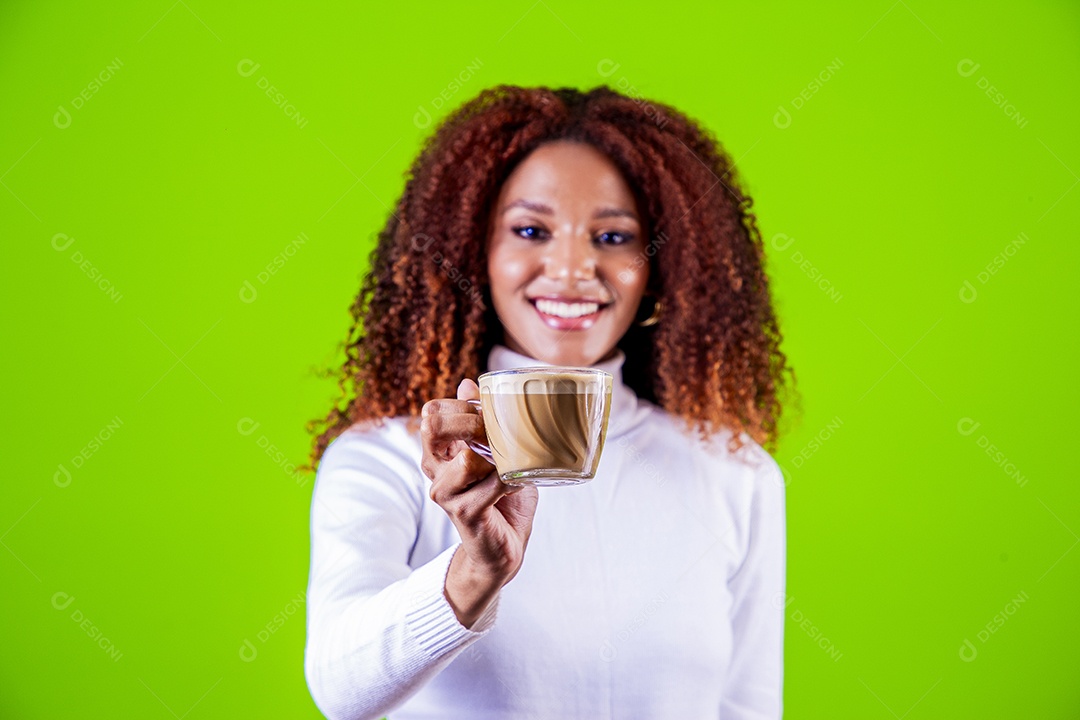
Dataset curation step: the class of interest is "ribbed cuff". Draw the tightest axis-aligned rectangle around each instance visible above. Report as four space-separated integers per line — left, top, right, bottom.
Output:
404 543 501 660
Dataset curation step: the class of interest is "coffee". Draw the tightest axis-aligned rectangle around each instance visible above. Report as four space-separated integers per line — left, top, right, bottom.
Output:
470 368 612 486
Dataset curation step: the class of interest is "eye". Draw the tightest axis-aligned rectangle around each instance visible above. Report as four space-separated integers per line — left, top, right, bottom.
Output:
595 231 635 246
512 225 549 241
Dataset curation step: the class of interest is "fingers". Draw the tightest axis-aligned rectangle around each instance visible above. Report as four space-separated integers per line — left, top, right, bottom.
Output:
420 380 487 481
420 412 487 476
429 450 517 528
429 448 488 502
494 484 539 537
421 398 477 418
457 378 480 401
419 377 503 524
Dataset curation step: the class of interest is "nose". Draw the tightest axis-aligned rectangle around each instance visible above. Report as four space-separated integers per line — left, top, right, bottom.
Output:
542 233 596 282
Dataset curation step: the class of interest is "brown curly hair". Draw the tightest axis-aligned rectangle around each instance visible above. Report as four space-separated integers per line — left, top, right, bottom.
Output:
300 83 796 473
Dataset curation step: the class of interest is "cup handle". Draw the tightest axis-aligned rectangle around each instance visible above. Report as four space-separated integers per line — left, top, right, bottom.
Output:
464 398 494 463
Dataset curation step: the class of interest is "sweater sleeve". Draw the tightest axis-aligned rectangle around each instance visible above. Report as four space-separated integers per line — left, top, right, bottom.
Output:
303 425 501 720
719 454 787 719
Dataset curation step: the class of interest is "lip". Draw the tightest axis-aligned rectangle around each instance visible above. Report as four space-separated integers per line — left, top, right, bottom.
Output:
527 296 612 331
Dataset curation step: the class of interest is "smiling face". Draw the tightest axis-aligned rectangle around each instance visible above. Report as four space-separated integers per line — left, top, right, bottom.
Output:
485 140 651 367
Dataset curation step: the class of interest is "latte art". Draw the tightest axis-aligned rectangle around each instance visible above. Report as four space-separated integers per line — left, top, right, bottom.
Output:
476 368 612 486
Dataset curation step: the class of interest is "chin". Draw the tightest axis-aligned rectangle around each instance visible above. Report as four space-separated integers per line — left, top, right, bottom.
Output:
503 312 625 367
532 341 614 368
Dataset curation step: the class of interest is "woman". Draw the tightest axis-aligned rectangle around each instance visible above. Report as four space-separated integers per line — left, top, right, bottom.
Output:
301 84 795 719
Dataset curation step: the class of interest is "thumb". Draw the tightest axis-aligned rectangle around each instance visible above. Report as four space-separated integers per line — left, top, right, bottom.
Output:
457 377 480 401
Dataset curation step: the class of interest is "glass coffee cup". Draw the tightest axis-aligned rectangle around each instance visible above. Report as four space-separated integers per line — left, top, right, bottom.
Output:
465 366 613 486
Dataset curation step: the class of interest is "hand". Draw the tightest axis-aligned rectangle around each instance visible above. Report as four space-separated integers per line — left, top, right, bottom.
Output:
421 379 539 623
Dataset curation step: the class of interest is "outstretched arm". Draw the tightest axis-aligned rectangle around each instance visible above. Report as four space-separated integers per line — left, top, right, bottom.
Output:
302 429 499 720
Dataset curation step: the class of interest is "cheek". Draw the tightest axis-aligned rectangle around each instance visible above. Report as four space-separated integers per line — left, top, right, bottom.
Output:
605 254 649 297
487 247 532 298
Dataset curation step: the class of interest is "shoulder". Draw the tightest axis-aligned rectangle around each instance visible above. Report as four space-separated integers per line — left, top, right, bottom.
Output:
687 426 787 563
320 415 420 465
314 415 425 503
646 409 779 472
707 428 785 497
646 409 785 500
718 432 786 523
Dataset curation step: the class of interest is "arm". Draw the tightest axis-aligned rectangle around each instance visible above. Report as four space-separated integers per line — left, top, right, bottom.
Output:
719 454 787 719
303 427 501 720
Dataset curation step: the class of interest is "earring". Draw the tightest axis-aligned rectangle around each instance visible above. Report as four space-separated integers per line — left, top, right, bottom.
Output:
636 293 663 327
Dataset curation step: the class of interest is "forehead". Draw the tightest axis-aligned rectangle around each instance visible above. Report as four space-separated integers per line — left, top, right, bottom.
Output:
498 141 637 207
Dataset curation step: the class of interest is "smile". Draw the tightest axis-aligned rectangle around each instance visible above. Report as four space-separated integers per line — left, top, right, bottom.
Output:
528 297 612 330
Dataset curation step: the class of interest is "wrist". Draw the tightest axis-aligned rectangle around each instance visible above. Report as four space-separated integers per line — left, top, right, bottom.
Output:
464 547 515 583
445 546 505 629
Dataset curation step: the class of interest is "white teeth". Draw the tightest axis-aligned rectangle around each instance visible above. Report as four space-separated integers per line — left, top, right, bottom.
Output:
535 299 601 319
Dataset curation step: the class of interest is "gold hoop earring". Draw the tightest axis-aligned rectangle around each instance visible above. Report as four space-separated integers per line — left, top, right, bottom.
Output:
636 294 662 327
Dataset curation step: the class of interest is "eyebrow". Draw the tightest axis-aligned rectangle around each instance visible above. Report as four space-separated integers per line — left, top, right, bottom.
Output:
501 198 638 221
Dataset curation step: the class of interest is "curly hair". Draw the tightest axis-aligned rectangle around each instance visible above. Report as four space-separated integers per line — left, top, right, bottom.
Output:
300 83 796 473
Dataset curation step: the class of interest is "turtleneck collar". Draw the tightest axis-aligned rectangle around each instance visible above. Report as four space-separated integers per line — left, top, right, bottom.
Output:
484 344 646 438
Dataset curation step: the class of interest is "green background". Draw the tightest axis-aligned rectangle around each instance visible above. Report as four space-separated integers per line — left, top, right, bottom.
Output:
3 1 1077 717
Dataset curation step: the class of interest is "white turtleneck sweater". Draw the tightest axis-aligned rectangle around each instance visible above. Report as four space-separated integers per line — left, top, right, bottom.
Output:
304 344 786 720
